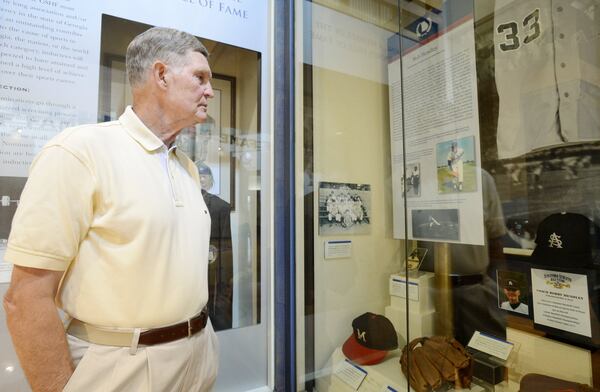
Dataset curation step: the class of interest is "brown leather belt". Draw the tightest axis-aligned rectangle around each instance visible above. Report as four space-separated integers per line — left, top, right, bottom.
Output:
140 309 208 345
67 309 208 347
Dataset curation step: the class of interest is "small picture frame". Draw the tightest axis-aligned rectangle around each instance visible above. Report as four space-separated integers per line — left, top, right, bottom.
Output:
407 247 428 272
496 270 530 316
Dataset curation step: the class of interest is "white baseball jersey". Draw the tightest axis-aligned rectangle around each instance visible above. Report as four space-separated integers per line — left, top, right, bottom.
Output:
494 0 600 159
501 301 529 315
447 147 464 165
447 147 465 181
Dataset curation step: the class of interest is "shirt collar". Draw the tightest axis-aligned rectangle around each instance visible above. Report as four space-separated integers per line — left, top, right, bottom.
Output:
119 106 166 152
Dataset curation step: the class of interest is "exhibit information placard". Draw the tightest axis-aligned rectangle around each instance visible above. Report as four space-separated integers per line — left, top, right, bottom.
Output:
531 268 592 338
390 277 419 301
388 0 485 245
324 240 352 260
467 330 513 361
334 359 367 390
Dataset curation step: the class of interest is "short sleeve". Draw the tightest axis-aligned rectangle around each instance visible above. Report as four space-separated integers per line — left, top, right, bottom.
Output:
5 145 95 271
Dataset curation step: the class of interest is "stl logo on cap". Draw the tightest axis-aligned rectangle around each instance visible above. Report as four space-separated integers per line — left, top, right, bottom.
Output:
342 312 398 366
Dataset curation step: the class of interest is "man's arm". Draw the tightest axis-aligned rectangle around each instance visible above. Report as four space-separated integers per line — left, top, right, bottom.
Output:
3 265 73 392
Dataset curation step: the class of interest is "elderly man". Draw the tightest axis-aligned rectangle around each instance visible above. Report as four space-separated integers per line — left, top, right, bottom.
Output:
3 27 218 392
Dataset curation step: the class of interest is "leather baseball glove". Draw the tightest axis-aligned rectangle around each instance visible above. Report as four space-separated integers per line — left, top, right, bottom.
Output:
400 336 473 392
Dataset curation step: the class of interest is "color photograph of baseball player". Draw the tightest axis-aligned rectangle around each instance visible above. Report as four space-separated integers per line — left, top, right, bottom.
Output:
411 208 460 241
436 136 477 194
318 181 371 235
496 270 530 316
405 162 421 198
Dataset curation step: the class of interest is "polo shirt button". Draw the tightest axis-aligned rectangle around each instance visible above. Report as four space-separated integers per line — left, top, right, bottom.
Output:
557 6 563 11
560 62 566 68
559 33 565 39
564 92 569 98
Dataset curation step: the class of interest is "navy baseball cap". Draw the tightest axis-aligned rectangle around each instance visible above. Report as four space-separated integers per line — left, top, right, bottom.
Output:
531 212 600 268
342 312 398 366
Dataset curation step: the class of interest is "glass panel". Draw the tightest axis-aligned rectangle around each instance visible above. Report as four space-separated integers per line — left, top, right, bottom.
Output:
297 1 409 391
97 15 262 332
0 2 270 391
299 0 600 390
467 0 600 389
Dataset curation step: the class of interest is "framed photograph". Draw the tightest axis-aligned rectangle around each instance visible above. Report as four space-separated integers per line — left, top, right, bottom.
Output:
435 136 477 194
496 270 530 316
407 247 428 271
192 74 236 209
101 54 130 122
411 208 460 241
318 182 371 235
405 162 421 198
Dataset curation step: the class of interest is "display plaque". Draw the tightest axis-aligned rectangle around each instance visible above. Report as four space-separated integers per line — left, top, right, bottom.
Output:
531 268 591 338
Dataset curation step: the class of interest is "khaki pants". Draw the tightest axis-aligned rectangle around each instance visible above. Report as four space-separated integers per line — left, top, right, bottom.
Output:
64 320 219 392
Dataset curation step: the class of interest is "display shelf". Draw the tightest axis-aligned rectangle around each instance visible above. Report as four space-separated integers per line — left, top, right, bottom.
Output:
314 347 408 392
315 347 492 392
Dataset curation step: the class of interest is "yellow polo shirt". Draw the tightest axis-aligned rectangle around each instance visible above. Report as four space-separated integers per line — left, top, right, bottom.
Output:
6 106 211 328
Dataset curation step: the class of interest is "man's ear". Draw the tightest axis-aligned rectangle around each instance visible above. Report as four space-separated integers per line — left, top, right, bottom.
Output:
152 61 168 89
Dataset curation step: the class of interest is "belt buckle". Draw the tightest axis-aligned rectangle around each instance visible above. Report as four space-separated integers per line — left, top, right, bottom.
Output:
187 318 192 337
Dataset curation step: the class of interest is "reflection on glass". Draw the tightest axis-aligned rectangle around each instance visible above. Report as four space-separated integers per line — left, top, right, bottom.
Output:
97 14 262 331
197 162 233 330
300 0 600 390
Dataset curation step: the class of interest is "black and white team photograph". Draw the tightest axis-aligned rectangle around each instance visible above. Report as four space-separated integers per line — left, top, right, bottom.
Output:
318 181 371 235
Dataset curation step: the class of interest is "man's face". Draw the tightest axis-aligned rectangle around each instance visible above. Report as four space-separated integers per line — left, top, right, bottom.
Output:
164 50 214 127
504 288 521 304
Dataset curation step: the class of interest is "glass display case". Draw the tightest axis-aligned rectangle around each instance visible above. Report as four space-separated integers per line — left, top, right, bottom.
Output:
296 0 600 391
0 2 272 391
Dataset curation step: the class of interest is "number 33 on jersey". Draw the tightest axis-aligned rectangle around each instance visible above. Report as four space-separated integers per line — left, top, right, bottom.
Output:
493 0 600 160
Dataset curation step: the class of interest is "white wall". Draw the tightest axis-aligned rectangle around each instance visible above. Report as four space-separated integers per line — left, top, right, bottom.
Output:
311 66 405 373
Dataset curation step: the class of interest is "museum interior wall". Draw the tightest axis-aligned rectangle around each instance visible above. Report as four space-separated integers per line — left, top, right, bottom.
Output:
310 64 405 374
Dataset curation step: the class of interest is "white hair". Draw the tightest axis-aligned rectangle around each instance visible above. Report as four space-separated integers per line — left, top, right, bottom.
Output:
126 27 209 88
